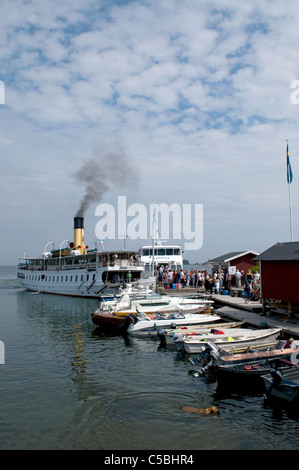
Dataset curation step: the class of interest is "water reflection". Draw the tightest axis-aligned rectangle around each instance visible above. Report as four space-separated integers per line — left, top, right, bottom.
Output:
4 286 297 450
71 324 87 382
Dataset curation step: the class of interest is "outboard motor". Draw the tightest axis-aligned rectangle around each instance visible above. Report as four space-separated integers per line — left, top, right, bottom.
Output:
118 313 138 332
198 359 214 375
157 329 167 349
270 368 283 388
265 367 284 397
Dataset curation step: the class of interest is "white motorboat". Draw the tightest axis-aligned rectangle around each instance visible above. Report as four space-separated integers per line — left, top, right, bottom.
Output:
180 327 282 354
129 321 245 338
97 291 214 317
171 327 251 346
124 311 221 335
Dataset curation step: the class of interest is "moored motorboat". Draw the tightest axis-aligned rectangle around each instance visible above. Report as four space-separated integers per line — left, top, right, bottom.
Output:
91 306 218 331
212 358 296 384
125 311 221 335
194 339 299 367
91 310 130 328
132 321 245 339
180 328 282 354
97 292 213 317
188 340 299 382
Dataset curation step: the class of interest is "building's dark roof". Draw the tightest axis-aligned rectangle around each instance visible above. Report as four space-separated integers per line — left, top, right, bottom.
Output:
254 242 299 261
206 250 259 264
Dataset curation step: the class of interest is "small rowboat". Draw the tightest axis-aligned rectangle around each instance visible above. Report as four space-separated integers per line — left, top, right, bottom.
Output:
181 328 282 354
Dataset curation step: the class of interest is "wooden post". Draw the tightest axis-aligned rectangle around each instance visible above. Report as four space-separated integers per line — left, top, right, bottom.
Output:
262 298 267 315
288 301 293 318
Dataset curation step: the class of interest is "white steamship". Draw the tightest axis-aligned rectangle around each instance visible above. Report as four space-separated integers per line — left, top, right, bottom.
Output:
17 216 154 298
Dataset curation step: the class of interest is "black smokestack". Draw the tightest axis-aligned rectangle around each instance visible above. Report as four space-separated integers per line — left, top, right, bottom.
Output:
74 216 84 230
74 149 136 217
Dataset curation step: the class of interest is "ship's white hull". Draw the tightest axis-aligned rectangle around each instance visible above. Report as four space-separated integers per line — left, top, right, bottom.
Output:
17 267 155 299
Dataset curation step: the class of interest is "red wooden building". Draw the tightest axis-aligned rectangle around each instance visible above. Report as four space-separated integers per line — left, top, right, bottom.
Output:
254 242 299 306
205 250 259 274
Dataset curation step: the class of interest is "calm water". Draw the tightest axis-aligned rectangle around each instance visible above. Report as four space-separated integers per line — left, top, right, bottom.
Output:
0 266 298 451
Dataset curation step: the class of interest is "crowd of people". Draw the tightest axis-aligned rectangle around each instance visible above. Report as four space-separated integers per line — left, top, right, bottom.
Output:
156 265 261 301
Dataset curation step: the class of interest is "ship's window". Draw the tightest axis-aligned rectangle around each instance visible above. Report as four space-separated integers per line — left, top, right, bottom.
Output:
166 249 173 255
61 276 63 282
174 249 181 255
75 275 78 282
70 276 73 282
157 249 165 255
93 274 95 280
86 275 89 281
65 276 68 282
49 276 51 282
81 275 83 281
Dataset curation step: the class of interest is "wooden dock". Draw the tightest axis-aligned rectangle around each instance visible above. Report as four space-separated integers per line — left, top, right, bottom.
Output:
212 293 299 338
158 287 299 338
212 293 263 312
217 305 299 338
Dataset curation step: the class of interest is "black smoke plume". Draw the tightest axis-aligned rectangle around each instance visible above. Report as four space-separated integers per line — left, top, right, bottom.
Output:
74 149 136 217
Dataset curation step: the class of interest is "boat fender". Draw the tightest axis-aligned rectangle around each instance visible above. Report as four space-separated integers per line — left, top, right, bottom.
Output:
170 323 177 329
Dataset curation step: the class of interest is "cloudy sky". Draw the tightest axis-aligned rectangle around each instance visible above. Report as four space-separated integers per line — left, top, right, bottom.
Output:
1 0 299 265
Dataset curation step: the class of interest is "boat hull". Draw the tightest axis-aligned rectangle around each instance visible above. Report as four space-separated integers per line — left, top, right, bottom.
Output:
126 313 221 335
134 322 245 339
182 328 282 354
17 266 154 299
91 312 130 328
214 360 293 385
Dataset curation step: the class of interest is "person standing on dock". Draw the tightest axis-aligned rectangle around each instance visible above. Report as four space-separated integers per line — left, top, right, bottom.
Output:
215 276 220 294
235 269 241 287
244 281 252 303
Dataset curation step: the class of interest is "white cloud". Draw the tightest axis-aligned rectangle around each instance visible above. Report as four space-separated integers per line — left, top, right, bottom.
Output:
1 0 299 264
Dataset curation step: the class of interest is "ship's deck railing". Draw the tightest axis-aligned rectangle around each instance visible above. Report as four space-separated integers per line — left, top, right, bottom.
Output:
18 259 143 271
